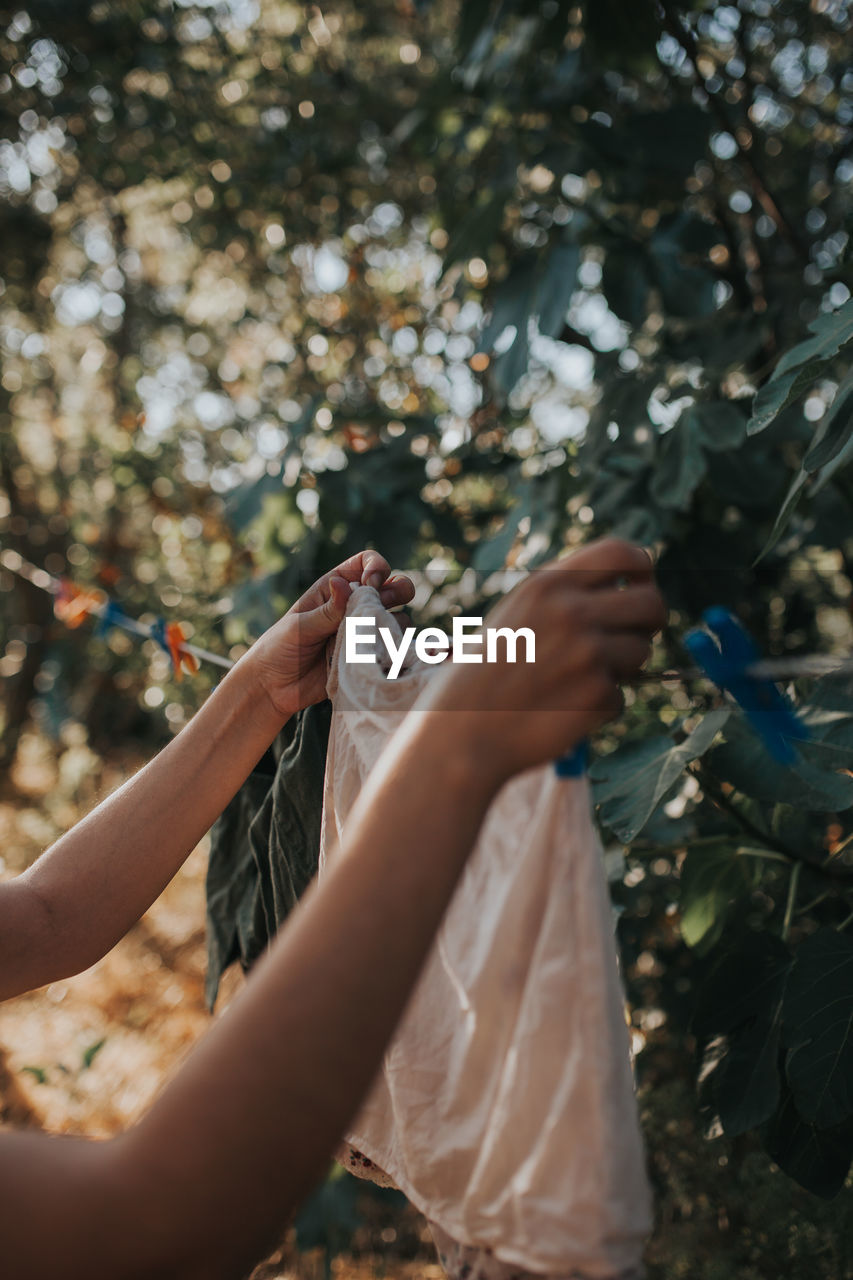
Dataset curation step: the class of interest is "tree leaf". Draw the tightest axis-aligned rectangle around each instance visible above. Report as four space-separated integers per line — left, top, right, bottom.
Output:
591 708 730 843
295 1166 364 1253
493 325 531 395
707 716 853 812
693 932 792 1136
691 401 748 452
748 297 853 436
693 930 792 1039
471 476 534 571
803 370 853 473
679 841 756 952
755 465 811 563
480 261 538 352
580 106 710 179
801 683 853 750
764 1083 853 1200
601 244 650 327
441 186 509 277
81 1038 107 1070
535 240 581 338
650 418 708 511
715 1014 784 1136
784 928 853 1128
649 213 717 319
479 241 580 393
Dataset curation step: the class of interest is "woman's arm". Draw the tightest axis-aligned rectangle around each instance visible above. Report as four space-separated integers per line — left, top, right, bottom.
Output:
0 551 414 1001
0 538 665 1280
0 716 500 1280
0 660 286 1001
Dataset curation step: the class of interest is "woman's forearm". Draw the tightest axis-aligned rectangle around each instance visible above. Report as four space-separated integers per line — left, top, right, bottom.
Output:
0 661 286 1000
0 713 498 1280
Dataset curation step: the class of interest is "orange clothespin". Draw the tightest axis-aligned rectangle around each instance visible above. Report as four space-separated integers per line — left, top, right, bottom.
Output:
165 622 200 681
54 579 105 629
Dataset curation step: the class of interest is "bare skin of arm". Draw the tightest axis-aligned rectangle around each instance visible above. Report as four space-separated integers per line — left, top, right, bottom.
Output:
0 539 665 1280
0 551 414 1001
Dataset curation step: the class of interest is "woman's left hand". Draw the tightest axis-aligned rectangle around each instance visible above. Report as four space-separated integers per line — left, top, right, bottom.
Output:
244 551 415 718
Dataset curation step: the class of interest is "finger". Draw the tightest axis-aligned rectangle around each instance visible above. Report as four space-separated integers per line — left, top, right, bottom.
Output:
582 583 667 635
295 575 351 640
359 550 392 589
378 574 416 608
291 551 391 614
598 630 654 678
553 539 656 591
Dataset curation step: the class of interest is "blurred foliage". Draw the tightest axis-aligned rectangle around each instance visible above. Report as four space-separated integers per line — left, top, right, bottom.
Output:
2 0 853 1269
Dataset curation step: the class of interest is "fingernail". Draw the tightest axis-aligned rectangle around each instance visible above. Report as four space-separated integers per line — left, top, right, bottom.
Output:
367 571 383 589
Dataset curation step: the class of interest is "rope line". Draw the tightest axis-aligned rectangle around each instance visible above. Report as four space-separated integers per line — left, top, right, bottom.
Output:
0 547 235 673
3 546 853 685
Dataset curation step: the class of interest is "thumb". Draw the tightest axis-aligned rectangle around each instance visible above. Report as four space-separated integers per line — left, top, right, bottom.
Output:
298 575 351 642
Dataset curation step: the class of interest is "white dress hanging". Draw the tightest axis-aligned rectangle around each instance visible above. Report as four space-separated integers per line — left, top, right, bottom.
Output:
320 585 652 1280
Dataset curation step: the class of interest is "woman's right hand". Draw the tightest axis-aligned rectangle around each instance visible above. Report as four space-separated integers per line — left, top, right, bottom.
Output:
423 538 666 787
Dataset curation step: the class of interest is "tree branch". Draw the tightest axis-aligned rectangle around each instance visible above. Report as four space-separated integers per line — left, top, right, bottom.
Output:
656 0 809 263
689 761 853 885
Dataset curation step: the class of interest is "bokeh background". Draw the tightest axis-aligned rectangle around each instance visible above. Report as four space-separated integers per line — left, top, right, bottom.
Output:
2 1 853 1276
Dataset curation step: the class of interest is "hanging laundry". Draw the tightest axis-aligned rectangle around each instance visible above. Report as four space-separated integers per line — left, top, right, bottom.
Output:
205 699 332 1008
320 584 652 1280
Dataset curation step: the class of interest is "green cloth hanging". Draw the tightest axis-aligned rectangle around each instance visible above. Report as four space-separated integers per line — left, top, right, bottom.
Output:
204 699 332 1008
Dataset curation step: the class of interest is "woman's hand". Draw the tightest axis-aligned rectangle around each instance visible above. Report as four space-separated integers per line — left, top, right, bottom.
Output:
245 550 415 718
422 538 665 788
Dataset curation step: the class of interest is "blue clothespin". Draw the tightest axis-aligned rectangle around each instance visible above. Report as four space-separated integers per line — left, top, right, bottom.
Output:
555 741 588 777
150 617 170 657
684 606 808 765
95 599 127 640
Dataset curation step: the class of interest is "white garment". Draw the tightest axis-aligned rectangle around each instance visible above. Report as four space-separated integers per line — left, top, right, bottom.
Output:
320 586 652 1279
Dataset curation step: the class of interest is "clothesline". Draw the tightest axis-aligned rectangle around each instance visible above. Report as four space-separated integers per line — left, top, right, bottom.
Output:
0 546 235 677
3 544 853 688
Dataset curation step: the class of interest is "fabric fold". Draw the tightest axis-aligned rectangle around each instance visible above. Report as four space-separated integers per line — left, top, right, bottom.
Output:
320 585 652 1279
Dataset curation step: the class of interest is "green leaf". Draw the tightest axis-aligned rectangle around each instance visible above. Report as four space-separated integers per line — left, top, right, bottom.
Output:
679 841 756 952
471 476 534 571
591 708 730 843
479 241 580 393
580 106 710 179
691 401 748 453
784 929 853 1128
801 684 853 750
708 716 853 812
456 0 495 58
755 466 811 562
535 241 581 339
694 930 792 1039
21 1065 48 1085
480 262 538 352
803 371 853 473
714 1014 784 1136
81 1037 107 1070
479 261 536 394
748 298 853 436
650 418 708 511
494 325 531 395
295 1166 363 1254
764 1083 853 1199
601 244 650 328
691 930 792 1136
649 213 717 319
441 186 509 278
757 385 853 559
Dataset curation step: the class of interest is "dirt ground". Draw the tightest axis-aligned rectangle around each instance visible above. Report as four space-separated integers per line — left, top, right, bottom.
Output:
0 729 438 1279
